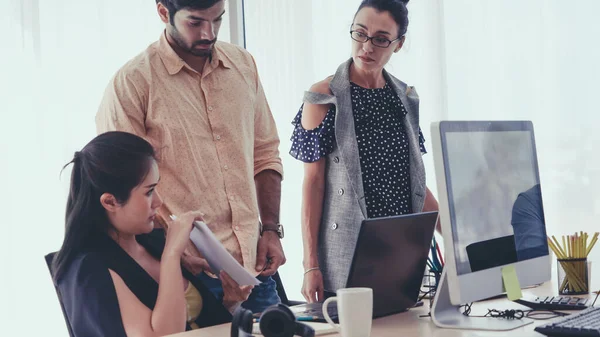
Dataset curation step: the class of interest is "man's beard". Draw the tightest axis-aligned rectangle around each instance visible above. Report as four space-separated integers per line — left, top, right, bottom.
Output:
169 27 215 57
189 40 215 57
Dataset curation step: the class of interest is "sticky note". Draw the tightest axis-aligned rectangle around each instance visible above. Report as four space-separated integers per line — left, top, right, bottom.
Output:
502 265 523 301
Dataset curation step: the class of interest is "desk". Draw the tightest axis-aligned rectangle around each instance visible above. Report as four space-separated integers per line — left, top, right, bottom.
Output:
167 282 598 337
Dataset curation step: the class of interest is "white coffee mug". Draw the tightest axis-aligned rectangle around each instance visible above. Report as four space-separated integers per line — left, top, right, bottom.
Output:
322 287 373 337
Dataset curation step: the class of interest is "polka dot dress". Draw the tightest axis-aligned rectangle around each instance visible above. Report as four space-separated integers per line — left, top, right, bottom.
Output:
290 81 427 218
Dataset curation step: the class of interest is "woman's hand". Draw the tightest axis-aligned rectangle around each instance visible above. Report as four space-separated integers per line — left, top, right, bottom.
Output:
302 269 324 303
221 271 254 310
164 211 204 257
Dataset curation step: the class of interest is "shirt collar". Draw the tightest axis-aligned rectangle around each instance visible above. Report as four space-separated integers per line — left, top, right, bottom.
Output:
209 42 233 70
157 32 232 75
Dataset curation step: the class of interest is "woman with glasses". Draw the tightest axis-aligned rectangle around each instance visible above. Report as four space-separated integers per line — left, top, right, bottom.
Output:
289 0 440 303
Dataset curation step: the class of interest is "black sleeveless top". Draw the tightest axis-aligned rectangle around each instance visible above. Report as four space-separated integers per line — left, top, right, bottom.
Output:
56 229 231 336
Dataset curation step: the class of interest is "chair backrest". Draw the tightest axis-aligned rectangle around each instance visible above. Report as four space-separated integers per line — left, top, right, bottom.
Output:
272 271 305 307
44 252 75 337
271 272 289 305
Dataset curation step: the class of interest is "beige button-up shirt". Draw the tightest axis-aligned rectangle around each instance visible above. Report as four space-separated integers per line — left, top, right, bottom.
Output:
96 33 283 274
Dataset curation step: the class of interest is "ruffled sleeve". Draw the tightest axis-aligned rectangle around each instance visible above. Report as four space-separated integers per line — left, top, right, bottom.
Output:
289 104 336 163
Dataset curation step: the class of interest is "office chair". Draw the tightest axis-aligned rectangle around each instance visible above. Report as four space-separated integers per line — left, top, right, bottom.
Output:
44 252 75 337
272 272 305 307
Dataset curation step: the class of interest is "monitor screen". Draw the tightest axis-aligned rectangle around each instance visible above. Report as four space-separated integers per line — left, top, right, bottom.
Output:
440 123 549 276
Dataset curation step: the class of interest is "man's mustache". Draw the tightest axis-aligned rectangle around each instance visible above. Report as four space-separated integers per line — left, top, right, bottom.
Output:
192 39 216 47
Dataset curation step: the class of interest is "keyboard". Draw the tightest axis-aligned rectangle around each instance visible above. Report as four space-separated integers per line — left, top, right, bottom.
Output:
515 295 590 311
535 306 600 336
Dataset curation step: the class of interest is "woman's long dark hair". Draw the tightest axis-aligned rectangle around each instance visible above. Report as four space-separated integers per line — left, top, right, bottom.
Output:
52 131 156 284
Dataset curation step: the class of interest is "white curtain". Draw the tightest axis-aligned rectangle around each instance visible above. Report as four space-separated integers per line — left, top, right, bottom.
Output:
245 0 600 298
442 0 600 254
2 0 599 335
0 1 230 334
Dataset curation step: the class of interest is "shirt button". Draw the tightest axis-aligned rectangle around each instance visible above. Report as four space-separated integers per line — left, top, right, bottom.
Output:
229 195 235 201
208 106 214 111
331 223 338 230
333 156 340 163
215 135 221 140
338 188 344 196
235 226 240 231
223 165 228 170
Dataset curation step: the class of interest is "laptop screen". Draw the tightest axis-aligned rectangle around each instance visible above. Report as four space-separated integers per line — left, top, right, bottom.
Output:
346 211 438 318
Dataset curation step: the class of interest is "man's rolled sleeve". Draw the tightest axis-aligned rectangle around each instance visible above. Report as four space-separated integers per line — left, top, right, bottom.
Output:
252 62 283 178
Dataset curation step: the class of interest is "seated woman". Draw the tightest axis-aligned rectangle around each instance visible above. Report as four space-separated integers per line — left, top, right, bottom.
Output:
51 131 253 337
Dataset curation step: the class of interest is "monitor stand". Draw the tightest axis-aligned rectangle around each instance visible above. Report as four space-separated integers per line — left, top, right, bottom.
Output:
431 268 533 331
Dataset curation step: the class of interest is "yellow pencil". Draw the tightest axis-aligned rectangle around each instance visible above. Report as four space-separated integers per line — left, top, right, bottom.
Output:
551 236 566 257
548 239 564 259
587 236 598 257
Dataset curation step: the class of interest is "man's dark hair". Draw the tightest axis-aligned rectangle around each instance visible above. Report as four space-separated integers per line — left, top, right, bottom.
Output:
156 0 223 23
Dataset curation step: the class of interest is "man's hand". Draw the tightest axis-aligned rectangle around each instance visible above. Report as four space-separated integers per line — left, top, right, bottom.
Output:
221 271 254 311
255 231 286 276
181 255 212 276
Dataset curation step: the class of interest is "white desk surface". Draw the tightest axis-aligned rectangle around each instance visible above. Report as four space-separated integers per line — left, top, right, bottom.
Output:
167 281 599 337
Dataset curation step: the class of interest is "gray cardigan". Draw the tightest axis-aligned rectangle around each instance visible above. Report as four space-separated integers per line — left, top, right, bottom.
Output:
302 58 427 292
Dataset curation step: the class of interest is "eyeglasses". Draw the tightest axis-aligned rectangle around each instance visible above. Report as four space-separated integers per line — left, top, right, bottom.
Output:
350 30 402 48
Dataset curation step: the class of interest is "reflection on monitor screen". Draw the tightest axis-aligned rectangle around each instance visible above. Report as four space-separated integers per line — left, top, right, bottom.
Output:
443 130 549 275
431 121 551 331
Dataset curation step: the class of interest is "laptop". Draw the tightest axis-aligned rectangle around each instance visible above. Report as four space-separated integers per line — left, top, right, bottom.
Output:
291 211 439 321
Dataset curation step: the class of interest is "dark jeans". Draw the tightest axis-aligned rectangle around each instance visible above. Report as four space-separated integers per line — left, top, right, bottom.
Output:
198 273 281 313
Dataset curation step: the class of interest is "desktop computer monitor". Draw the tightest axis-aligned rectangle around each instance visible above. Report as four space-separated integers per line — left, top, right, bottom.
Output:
430 121 551 330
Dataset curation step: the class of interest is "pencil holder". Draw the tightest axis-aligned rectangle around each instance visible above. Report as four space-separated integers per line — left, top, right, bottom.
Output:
557 258 591 295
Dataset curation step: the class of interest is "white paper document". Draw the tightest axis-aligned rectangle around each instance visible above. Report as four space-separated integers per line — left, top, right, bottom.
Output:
189 221 261 286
